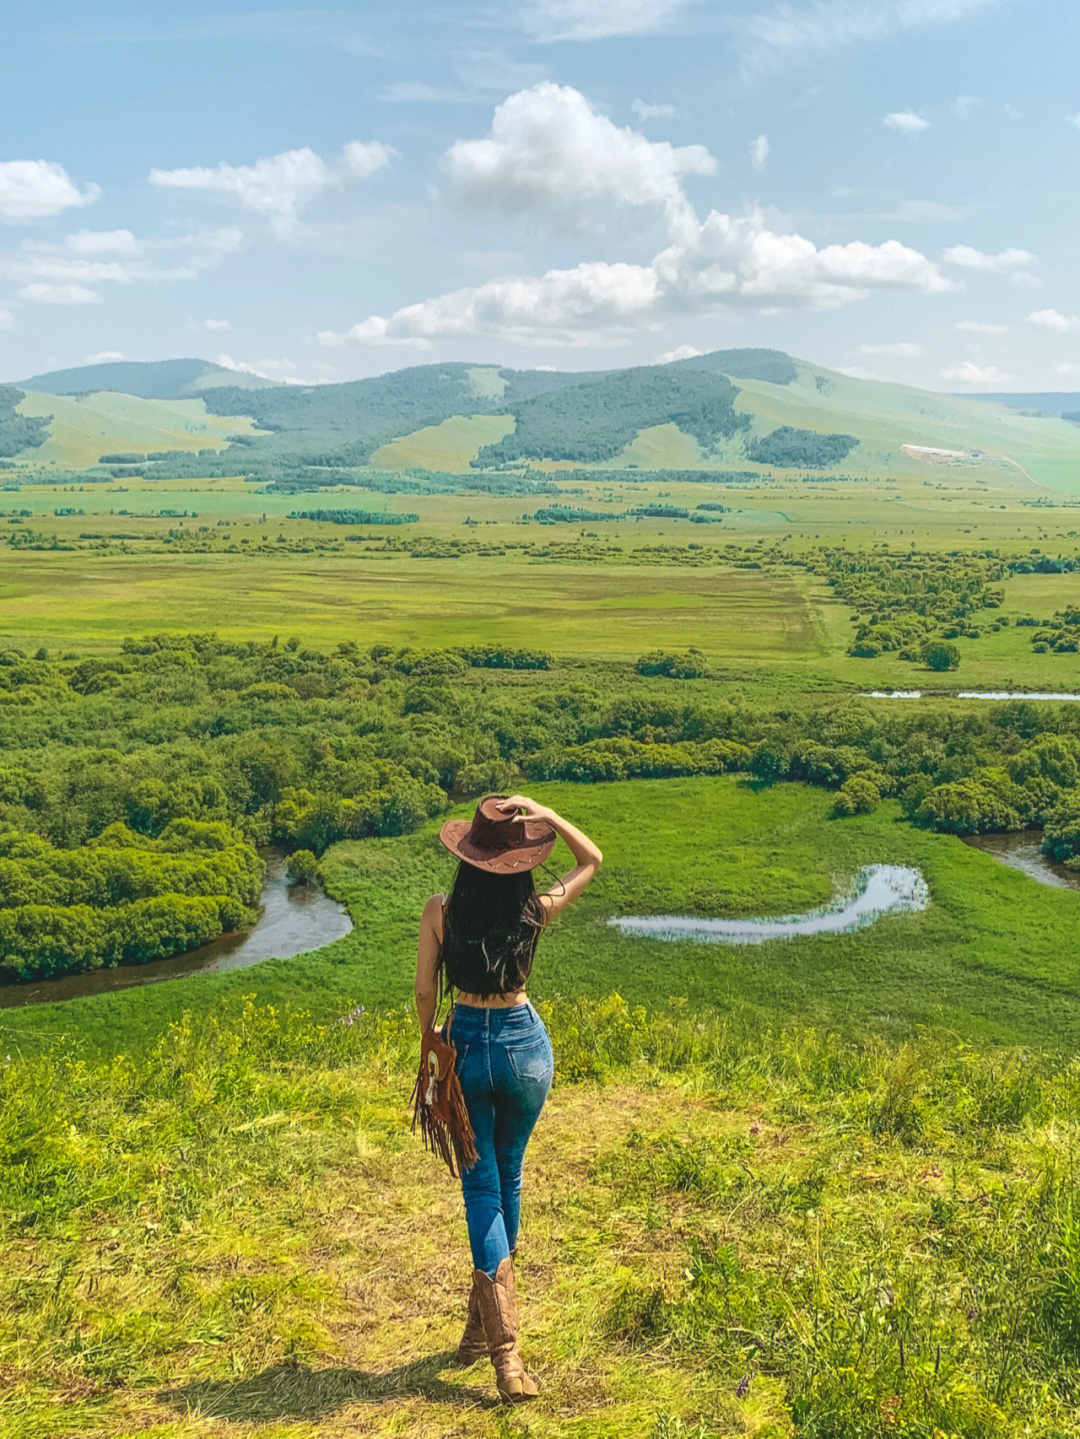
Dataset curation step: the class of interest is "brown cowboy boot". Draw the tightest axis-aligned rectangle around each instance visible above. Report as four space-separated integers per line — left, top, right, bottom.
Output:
456 1247 516 1365
456 1280 487 1363
473 1255 539 1403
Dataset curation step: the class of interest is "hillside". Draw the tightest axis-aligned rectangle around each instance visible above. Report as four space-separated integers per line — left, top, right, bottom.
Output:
16 357 278 399
3 348 1079 493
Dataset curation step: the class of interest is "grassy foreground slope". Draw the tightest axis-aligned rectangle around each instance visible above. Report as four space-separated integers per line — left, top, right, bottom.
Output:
6 777 1080 1056
2 996 1079 1439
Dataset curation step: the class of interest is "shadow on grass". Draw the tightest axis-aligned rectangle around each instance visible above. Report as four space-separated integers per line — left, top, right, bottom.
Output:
163 1351 493 1421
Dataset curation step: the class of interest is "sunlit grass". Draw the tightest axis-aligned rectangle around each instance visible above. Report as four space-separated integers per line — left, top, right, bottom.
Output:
2 995 1078 1438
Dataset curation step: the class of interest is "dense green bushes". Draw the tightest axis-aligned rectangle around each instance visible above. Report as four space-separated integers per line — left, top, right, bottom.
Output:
3 633 1080 987
745 426 858 467
0 387 51 458
477 367 750 466
0 820 260 980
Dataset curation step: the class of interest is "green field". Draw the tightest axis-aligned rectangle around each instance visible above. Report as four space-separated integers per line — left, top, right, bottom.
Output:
7 776 1080 1056
12 390 261 471
3 350 1080 1439
4 778 1080 1438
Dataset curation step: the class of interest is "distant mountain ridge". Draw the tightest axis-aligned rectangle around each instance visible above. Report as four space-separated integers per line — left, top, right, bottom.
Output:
4 348 1077 490
16 357 278 399
965 393 1080 418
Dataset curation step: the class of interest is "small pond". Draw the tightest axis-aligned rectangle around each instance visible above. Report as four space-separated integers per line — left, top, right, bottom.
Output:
609 864 929 945
963 828 1080 891
866 691 1080 702
0 849 353 1009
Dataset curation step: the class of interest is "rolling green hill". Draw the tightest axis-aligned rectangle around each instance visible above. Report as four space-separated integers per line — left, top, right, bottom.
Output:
5 349 1079 494
15 357 277 399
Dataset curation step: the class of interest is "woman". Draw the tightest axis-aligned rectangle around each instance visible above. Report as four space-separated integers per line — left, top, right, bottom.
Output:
415 792 602 1404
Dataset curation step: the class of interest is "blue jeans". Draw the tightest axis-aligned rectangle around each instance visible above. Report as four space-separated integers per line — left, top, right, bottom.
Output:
448 1001 553 1277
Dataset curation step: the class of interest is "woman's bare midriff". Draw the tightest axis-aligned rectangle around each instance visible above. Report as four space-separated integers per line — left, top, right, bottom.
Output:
454 990 529 1008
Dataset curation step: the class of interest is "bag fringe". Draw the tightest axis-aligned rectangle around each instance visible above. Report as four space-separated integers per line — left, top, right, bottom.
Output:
411 1056 477 1179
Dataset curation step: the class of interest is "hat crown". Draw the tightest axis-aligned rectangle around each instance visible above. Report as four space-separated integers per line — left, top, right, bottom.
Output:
469 795 518 852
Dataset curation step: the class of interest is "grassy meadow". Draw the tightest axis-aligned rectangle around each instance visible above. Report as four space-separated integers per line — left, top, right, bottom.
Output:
3 353 1080 1437
7 776 1080 1058
3 993 1079 1439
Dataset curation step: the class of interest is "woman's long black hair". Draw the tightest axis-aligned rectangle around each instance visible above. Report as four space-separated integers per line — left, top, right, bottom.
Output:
437 861 548 1000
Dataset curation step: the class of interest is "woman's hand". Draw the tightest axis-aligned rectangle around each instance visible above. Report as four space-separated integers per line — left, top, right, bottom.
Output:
496 794 550 823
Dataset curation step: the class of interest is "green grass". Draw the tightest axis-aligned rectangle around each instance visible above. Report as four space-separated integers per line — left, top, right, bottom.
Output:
0 550 833 662
368 414 516 470
12 391 259 471
7 777 1080 1058
2 995 1078 1438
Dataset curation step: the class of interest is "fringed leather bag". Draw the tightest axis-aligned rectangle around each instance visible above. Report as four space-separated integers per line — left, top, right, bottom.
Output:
410 1005 478 1178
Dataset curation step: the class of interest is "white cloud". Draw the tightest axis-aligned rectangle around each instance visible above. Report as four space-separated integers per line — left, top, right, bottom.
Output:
0 303 13 331
0 160 100 222
149 142 394 238
523 0 685 41
1010 270 1041 289
838 365 874 380
729 0 1000 78
1 227 242 293
322 205 950 348
860 342 924 356
955 319 1009 334
1069 113 1080 130
952 94 981 120
444 84 715 229
320 260 660 350
216 353 265 375
749 133 770 170
187 316 231 332
20 282 100 304
653 207 951 309
216 353 311 383
657 344 703 363
84 350 125 363
632 99 678 121
884 110 930 134
1029 308 1080 332
942 244 1037 271
942 361 1013 385
1057 363 1080 379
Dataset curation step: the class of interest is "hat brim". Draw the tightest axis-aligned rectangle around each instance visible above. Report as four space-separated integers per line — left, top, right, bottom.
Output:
439 816 557 874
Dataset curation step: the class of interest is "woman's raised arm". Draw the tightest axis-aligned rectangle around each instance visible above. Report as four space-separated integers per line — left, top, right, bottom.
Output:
495 795 602 922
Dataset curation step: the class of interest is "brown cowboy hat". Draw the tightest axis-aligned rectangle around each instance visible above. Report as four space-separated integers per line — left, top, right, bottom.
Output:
439 794 557 874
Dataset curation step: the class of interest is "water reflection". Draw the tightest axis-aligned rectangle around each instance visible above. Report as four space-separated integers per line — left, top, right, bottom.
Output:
0 850 353 1009
963 829 1080 890
609 864 929 945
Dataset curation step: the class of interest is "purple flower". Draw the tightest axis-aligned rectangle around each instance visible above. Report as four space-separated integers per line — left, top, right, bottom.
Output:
735 1374 751 1399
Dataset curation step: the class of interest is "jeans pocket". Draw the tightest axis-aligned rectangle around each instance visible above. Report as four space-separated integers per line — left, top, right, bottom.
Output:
507 1035 552 1085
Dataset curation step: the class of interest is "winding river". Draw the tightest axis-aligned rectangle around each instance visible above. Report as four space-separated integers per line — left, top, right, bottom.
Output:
609 864 929 945
963 829 1080 890
0 849 353 1010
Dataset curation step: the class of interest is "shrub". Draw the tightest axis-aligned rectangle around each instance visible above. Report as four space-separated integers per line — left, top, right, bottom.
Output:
923 640 961 672
834 775 881 816
286 849 318 884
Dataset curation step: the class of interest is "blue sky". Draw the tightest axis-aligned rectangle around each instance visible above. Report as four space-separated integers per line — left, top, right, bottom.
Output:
2 0 1078 389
